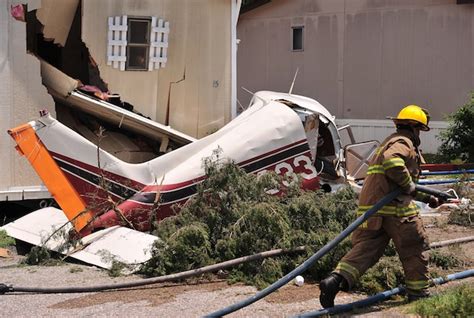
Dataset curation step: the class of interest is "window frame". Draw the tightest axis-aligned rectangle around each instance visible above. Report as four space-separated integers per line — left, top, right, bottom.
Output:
292 26 304 52
126 17 151 71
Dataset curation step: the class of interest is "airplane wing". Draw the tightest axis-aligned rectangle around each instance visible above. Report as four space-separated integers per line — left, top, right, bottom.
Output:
41 60 195 146
1 207 158 272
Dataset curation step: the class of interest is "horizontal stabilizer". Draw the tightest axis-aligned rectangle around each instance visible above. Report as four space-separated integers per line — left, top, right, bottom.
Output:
2 208 158 272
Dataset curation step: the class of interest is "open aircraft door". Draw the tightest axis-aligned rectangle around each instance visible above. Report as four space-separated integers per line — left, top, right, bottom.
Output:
344 140 380 180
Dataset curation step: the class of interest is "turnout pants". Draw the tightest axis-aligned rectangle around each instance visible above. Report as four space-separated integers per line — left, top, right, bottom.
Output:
334 214 430 294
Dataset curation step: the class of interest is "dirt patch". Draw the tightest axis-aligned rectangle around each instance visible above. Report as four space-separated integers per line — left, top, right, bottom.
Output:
425 219 474 264
50 280 232 309
266 283 318 304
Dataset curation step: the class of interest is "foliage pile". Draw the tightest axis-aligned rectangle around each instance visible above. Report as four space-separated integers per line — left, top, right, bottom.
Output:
429 250 461 270
22 227 80 266
0 229 15 248
23 246 54 265
356 257 404 294
140 150 357 288
408 283 474 317
356 248 464 294
447 175 473 227
448 208 473 227
437 92 474 162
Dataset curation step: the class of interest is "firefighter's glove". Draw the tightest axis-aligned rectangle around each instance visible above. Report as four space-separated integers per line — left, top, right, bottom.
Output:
402 181 416 195
427 195 444 208
396 181 416 205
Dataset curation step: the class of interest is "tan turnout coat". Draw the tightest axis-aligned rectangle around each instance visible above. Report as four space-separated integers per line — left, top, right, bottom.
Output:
335 129 430 294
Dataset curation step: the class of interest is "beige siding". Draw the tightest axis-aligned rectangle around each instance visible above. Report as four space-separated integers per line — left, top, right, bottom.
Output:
36 0 79 46
0 0 55 191
82 0 232 138
237 0 474 149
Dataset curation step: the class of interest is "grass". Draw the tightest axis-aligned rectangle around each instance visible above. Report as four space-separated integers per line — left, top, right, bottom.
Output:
429 250 461 270
407 283 474 317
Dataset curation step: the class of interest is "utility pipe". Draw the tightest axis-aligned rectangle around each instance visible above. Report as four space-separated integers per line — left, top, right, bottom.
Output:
418 178 474 185
421 169 474 176
429 236 474 249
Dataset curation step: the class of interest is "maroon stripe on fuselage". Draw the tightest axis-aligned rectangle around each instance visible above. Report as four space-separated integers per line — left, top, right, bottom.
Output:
51 151 145 190
60 172 121 210
238 139 307 167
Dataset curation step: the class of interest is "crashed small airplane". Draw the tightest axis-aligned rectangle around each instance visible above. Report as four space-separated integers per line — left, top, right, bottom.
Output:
5 90 377 268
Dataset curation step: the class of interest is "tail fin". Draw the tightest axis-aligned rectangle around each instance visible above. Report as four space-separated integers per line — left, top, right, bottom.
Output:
8 111 92 232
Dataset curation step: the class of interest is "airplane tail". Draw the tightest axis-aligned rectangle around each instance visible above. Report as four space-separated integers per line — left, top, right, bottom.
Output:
8 110 147 233
8 111 92 232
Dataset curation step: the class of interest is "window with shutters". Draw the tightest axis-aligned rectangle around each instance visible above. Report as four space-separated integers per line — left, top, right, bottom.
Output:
107 16 169 71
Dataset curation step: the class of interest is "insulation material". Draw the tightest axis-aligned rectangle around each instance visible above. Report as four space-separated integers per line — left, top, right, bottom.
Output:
10 4 26 22
36 0 79 46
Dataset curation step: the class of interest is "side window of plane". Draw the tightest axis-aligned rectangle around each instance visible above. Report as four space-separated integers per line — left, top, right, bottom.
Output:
314 124 338 179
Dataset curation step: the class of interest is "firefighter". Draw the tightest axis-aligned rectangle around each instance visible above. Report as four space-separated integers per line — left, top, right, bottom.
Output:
319 105 443 308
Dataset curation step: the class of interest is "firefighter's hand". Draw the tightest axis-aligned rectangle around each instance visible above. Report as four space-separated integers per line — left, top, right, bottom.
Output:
428 195 444 208
402 181 416 195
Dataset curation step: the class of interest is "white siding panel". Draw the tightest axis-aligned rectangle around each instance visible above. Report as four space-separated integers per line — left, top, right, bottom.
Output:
1 0 55 197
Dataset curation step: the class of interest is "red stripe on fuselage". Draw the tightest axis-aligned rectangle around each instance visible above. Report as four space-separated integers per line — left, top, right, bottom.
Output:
51 152 145 190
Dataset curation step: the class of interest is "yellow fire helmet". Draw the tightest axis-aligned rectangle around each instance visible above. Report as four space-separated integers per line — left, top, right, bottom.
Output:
388 105 431 131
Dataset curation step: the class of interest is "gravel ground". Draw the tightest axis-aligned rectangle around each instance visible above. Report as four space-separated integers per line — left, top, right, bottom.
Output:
0 254 342 317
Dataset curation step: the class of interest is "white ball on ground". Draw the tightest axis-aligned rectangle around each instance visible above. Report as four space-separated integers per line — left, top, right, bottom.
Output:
294 275 304 286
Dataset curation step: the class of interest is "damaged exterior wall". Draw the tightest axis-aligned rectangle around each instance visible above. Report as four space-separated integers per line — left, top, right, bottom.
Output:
237 0 474 153
0 0 56 199
82 0 232 138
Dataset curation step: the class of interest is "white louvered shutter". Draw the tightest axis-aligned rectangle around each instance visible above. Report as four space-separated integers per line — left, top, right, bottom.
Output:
148 17 170 71
107 16 128 71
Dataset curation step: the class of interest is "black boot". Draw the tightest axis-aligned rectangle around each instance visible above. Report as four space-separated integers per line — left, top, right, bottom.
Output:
407 289 430 302
319 272 348 308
